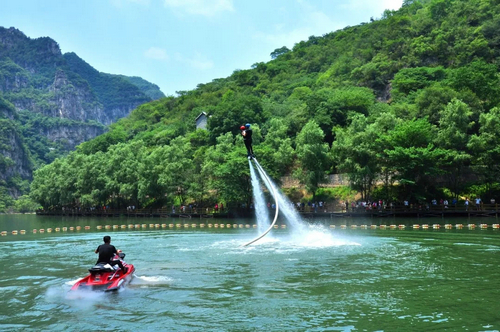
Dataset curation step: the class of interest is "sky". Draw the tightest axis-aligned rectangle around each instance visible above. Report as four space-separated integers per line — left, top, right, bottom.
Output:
0 0 403 96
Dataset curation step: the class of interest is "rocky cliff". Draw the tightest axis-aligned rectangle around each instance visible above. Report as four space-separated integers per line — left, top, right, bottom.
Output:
0 26 165 202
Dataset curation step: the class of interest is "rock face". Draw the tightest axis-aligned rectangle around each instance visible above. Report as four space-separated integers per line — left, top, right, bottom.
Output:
0 26 165 199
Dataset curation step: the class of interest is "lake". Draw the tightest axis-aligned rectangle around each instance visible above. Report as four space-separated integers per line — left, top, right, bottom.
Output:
0 214 499 331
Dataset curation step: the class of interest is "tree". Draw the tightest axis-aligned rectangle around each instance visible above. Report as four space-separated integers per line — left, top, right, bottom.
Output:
270 46 291 59
468 107 500 194
436 99 474 197
294 120 330 200
378 118 446 202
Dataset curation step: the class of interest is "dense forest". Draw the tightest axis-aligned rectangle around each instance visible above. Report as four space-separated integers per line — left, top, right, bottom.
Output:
29 0 500 211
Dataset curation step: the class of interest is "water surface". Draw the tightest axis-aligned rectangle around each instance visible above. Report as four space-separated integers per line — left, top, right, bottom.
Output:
1 215 500 331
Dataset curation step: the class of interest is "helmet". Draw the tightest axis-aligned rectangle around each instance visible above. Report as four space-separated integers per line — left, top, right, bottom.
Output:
245 123 251 128
240 126 245 130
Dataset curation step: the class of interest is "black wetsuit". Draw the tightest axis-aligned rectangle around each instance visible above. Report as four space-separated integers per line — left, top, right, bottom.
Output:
96 243 125 272
243 129 254 157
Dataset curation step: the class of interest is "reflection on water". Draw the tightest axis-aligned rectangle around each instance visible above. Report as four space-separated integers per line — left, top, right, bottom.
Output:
0 214 500 331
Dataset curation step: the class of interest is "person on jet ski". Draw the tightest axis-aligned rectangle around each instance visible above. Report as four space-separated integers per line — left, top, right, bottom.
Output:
95 235 127 274
240 123 254 159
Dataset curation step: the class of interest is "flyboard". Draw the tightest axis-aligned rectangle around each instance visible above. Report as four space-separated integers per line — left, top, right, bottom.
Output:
242 158 280 247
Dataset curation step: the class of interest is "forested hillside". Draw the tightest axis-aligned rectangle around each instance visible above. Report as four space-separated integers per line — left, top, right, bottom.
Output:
30 0 500 210
0 27 165 211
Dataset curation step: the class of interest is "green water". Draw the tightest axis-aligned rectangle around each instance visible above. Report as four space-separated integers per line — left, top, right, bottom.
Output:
1 214 500 331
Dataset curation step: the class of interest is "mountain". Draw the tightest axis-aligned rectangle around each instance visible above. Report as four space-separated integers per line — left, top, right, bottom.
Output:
0 26 164 208
29 0 500 210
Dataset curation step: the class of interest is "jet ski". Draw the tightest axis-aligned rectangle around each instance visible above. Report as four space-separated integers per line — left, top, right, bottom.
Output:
71 252 135 292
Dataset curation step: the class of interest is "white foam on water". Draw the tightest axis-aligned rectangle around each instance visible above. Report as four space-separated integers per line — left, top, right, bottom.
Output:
287 229 361 248
65 278 83 286
132 275 173 285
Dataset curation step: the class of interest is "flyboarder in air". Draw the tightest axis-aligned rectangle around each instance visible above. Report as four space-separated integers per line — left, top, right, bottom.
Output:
240 123 254 159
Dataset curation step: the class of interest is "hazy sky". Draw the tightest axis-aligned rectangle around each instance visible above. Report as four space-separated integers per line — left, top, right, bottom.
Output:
0 0 403 96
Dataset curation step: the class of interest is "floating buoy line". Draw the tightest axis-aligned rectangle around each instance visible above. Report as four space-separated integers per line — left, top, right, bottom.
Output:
1 223 500 237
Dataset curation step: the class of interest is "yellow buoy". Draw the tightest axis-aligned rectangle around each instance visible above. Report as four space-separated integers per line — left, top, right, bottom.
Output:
12 230 18 235
350 225 358 229
340 225 347 229
40 229 45 233
445 224 452 229
422 224 428 229
200 223 206 228
245 224 250 228
371 225 378 229
69 227 74 231
493 224 500 229
76 226 81 231
380 225 387 229
113 225 118 230
456 224 463 229
96 225 103 230
141 224 147 229
149 224 155 228
47 228 52 233
480 224 488 229
192 224 197 228
238 224 244 228
281 224 287 229
32 229 37 233
84 226 90 230
62 227 68 232
398 225 406 229
329 224 336 229
105 225 111 230
161 224 167 228
155 224 160 228
20 230 26 235
252 224 257 228
169 224 174 228
389 225 396 229
121 225 127 229
219 224 224 228
1 231 7 236
184 224 190 228
55 228 61 232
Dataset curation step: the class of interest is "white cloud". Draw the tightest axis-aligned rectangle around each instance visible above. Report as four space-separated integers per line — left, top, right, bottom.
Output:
144 47 169 60
163 0 233 17
253 3 345 50
174 52 214 70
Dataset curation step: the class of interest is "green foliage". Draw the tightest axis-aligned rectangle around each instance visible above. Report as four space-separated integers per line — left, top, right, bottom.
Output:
28 0 500 208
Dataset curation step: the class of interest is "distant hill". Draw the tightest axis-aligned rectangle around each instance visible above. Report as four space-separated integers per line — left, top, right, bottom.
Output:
0 26 164 207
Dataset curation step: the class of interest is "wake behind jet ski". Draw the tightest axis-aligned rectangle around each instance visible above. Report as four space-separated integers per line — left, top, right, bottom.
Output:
71 251 135 292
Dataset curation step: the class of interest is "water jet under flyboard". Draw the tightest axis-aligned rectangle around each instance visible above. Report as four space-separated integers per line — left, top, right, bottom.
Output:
242 158 279 246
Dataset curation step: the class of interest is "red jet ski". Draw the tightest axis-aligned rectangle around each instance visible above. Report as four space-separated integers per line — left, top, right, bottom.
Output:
71 252 135 292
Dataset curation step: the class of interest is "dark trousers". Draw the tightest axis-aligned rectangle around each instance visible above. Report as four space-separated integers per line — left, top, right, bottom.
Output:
244 140 254 156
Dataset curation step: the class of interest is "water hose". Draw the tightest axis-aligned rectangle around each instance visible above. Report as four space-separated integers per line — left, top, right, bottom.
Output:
242 159 279 246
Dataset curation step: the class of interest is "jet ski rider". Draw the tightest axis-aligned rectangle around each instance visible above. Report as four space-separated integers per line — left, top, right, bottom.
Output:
95 235 127 274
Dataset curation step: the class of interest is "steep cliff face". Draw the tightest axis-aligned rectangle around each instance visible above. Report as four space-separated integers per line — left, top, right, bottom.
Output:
0 98 31 197
0 26 165 202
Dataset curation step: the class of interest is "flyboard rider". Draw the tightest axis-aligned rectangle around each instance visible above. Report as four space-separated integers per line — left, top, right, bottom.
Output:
240 123 254 159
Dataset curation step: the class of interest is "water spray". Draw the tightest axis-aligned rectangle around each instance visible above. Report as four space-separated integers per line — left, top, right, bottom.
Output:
242 158 279 246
